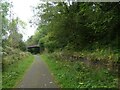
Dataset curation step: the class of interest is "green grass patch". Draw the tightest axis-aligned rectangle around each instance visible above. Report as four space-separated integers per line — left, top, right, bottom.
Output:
2 54 34 88
41 53 118 88
0 72 2 89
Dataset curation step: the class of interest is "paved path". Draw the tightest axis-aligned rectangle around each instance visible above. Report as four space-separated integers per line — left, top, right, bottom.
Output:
17 55 58 88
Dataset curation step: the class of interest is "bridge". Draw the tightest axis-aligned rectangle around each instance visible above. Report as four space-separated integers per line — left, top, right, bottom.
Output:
27 45 40 54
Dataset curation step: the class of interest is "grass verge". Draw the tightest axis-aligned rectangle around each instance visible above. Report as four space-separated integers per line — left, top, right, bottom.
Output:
0 72 2 89
41 53 118 88
2 54 34 88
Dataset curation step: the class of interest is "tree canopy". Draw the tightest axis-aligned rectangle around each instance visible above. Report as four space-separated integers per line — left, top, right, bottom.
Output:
1 0 26 51
28 2 119 52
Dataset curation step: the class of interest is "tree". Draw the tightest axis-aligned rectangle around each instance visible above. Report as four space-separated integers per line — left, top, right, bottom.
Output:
29 2 119 52
1 1 26 51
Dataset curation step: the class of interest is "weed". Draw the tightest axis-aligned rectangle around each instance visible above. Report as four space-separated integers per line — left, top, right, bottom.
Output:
2 55 34 88
41 53 118 88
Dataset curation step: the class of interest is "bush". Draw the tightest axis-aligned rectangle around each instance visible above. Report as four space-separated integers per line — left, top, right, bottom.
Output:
49 48 119 73
41 54 118 88
2 46 32 71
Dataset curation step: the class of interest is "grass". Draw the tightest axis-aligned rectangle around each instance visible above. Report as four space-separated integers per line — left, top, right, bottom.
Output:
2 54 34 88
0 72 2 89
41 53 118 88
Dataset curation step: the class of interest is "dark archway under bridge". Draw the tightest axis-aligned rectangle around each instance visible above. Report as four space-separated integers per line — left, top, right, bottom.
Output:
27 45 40 54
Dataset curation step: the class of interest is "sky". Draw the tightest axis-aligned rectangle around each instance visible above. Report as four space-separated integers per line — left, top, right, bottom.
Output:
10 0 40 41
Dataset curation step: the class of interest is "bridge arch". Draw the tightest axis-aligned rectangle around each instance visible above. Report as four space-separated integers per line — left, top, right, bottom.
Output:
27 45 40 54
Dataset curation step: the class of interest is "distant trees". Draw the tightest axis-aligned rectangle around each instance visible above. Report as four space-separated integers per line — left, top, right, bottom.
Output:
1 0 30 71
1 0 26 51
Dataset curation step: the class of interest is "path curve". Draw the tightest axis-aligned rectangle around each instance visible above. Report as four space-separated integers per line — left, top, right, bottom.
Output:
17 55 58 88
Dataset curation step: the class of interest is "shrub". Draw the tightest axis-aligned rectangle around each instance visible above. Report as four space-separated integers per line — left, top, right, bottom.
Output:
2 46 32 71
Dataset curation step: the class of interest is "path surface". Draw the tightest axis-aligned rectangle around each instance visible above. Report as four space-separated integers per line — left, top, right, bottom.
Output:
17 55 58 88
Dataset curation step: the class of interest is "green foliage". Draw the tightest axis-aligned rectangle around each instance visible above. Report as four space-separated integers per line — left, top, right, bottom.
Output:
29 2 119 52
19 41 26 51
0 1 10 36
0 72 1 89
2 46 30 70
2 54 34 88
53 48 119 73
25 2 119 88
41 54 118 88
1 1 26 51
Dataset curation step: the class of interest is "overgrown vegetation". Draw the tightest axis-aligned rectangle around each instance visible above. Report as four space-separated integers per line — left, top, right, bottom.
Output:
1 0 119 89
29 2 119 52
2 54 34 88
1 0 33 88
26 1 119 88
2 46 30 70
41 54 118 88
28 2 119 63
1 0 28 70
